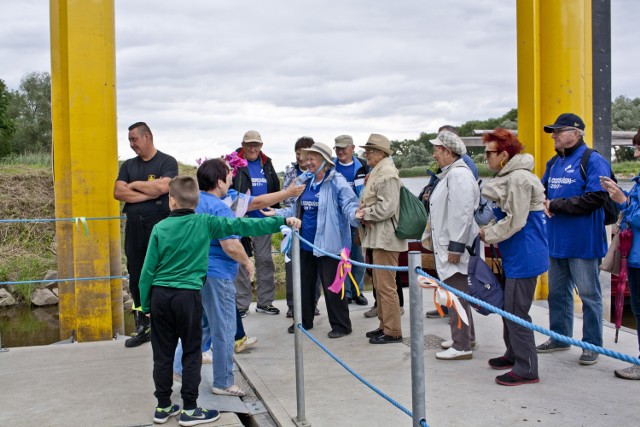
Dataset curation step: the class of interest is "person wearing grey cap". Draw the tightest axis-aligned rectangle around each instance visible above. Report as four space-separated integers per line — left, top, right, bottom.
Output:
428 130 479 360
232 130 281 316
355 134 407 344
537 113 612 366
333 134 369 307
274 142 360 338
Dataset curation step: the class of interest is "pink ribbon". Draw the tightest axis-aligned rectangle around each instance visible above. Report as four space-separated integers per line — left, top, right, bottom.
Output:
328 248 359 299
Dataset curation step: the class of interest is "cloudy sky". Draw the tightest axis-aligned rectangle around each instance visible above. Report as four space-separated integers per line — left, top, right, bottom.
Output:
0 0 637 171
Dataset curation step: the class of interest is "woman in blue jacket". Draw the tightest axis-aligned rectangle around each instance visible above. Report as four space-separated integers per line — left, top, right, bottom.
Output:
601 128 640 380
275 142 360 338
479 128 549 386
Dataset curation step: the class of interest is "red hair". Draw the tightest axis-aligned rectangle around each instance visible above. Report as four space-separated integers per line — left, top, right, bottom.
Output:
482 128 522 160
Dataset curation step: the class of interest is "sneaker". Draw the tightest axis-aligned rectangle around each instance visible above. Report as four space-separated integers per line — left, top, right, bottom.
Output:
178 407 220 426
614 364 640 380
579 349 598 365
495 371 539 386
201 350 212 364
212 384 246 397
286 308 293 318
426 308 449 318
173 372 182 384
125 326 150 348
328 329 351 338
536 339 570 353
440 339 477 350
154 403 180 424
234 336 257 354
488 356 515 370
365 328 384 338
435 347 473 360
364 306 378 318
347 297 353 304
256 304 280 315
369 334 402 344
354 295 369 306
238 309 247 318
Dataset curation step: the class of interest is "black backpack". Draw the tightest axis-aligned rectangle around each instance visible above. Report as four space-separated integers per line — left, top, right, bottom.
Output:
548 148 620 225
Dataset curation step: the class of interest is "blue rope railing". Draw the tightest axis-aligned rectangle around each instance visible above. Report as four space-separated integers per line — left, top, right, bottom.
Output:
0 216 125 223
415 267 640 366
1 275 128 286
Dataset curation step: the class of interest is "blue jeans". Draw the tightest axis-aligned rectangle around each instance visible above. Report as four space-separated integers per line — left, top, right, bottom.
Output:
345 229 365 299
174 276 237 389
548 257 603 347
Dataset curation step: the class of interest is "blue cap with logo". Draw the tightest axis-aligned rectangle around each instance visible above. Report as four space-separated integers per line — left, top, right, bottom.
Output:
543 113 585 133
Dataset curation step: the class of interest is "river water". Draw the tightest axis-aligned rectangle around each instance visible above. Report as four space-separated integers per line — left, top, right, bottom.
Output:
0 175 635 348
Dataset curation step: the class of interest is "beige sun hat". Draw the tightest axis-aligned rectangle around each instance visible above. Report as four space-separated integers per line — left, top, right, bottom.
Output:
301 142 336 167
242 130 263 144
358 133 393 155
334 135 354 149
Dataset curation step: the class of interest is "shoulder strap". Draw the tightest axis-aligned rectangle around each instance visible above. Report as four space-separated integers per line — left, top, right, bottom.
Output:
579 147 594 182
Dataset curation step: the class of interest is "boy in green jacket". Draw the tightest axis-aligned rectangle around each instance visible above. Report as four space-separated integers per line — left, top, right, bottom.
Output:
140 176 300 426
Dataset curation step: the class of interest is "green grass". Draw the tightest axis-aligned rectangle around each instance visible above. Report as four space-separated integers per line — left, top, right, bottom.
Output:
0 152 52 167
612 162 640 178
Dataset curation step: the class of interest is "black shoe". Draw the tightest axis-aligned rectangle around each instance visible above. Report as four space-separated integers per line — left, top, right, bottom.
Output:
369 334 402 344
238 309 247 318
354 295 368 306
426 308 448 318
347 297 354 304
328 330 351 339
256 304 280 315
488 356 515 370
365 328 384 338
125 326 150 348
314 306 320 316
286 308 293 318
288 324 295 334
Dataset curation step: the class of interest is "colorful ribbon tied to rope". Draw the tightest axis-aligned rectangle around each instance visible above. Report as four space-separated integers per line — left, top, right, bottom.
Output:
417 275 469 328
328 247 360 299
280 225 292 262
73 217 89 236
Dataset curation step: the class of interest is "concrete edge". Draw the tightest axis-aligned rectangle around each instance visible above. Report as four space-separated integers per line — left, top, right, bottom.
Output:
235 354 299 427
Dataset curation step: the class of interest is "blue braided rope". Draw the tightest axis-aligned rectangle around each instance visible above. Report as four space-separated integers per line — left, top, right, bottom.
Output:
1 275 129 286
292 229 408 272
295 323 430 427
416 267 640 366
0 216 126 223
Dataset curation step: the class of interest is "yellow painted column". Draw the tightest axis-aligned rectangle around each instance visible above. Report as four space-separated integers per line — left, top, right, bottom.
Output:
517 0 593 299
50 0 123 341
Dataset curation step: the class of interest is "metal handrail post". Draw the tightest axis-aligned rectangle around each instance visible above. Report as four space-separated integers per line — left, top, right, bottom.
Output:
292 232 310 426
408 251 425 426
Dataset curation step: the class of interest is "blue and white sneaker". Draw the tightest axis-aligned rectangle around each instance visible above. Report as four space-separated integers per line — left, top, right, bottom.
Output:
178 407 221 426
153 403 180 424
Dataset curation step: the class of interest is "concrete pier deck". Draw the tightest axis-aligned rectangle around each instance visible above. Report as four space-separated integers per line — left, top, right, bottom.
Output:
1 289 638 427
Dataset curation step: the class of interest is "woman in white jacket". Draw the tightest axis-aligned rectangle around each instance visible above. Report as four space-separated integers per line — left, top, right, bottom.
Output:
429 130 479 360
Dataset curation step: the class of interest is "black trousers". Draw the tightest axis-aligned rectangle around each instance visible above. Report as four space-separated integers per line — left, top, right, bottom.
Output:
299 249 351 333
124 213 166 307
150 286 202 410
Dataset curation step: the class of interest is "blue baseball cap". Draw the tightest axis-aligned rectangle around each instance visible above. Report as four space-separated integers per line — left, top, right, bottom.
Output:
543 113 585 133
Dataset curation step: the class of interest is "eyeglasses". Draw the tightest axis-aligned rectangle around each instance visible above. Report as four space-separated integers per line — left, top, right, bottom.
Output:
243 143 263 149
551 127 575 135
484 150 499 156
365 149 377 154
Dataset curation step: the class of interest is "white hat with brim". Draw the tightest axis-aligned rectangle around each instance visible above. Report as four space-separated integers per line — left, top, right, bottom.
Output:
301 142 336 167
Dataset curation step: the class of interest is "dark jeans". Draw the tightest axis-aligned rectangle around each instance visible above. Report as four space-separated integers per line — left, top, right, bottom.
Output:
299 249 351 333
626 267 640 355
150 286 202 410
503 276 538 378
124 213 166 307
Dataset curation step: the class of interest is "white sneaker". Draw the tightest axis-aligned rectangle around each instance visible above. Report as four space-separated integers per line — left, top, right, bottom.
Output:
436 347 473 360
440 340 477 350
202 350 213 364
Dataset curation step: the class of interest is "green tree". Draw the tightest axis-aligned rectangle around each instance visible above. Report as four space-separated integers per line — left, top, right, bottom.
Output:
458 108 518 136
611 95 640 131
9 72 52 154
0 79 15 157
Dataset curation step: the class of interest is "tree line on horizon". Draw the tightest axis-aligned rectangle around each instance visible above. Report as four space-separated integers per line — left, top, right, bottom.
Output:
1 71 640 165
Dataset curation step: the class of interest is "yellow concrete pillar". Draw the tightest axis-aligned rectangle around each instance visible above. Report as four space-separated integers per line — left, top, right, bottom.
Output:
50 0 123 341
517 0 593 299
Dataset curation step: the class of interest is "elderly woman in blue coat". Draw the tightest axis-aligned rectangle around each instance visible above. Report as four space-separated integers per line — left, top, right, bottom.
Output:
275 142 360 338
